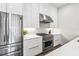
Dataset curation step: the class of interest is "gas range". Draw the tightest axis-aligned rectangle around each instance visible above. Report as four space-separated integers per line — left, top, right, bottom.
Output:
36 33 53 41
36 33 54 51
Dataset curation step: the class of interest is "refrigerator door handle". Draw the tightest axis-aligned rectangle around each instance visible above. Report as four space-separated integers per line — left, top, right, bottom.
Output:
4 35 6 43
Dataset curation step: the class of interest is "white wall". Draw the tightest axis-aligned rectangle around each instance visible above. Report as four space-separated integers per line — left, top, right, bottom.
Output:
58 3 79 41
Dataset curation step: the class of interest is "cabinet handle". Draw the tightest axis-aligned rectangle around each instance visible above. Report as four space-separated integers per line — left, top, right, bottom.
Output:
29 45 39 49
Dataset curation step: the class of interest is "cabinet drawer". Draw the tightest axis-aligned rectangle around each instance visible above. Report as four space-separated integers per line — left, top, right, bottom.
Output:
54 38 61 44
0 47 10 55
10 45 21 52
54 40 60 46
26 44 42 56
54 39 61 46
24 37 42 48
54 35 61 39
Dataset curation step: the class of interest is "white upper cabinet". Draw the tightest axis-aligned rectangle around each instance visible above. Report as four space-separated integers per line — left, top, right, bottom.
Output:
7 3 23 15
23 3 39 28
0 3 6 12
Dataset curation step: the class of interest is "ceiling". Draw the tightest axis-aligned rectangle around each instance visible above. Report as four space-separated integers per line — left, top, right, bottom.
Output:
50 3 69 8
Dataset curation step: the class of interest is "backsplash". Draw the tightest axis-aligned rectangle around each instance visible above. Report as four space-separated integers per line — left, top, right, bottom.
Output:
36 28 53 34
23 28 61 35
23 28 37 34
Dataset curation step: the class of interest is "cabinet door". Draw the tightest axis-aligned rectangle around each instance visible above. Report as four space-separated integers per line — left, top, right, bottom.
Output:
0 3 6 12
7 3 23 15
23 3 39 28
23 3 32 28
31 3 39 28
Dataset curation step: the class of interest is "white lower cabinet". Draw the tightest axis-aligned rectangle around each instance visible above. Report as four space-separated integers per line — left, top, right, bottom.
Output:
53 34 62 47
23 37 42 56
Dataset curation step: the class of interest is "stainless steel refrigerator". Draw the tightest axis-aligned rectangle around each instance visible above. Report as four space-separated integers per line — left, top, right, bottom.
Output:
0 12 23 56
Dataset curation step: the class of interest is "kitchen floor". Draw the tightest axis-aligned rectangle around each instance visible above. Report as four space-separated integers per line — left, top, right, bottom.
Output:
37 44 62 56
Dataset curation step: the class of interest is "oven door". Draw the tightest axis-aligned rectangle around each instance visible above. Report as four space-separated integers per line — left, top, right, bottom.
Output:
43 40 53 51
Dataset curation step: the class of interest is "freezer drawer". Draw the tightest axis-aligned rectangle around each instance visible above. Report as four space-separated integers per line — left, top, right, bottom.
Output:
2 50 21 56
0 46 10 56
10 45 21 52
10 50 21 56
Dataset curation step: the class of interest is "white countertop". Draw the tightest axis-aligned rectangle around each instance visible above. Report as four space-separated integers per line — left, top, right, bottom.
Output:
24 34 42 40
45 37 79 56
51 32 61 35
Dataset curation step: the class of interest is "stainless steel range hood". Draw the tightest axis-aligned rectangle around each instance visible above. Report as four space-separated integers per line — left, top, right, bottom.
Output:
39 13 53 23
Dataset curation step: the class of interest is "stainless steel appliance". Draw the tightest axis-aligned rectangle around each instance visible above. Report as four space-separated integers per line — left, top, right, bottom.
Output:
39 13 54 28
0 12 23 56
39 13 53 23
36 33 53 52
